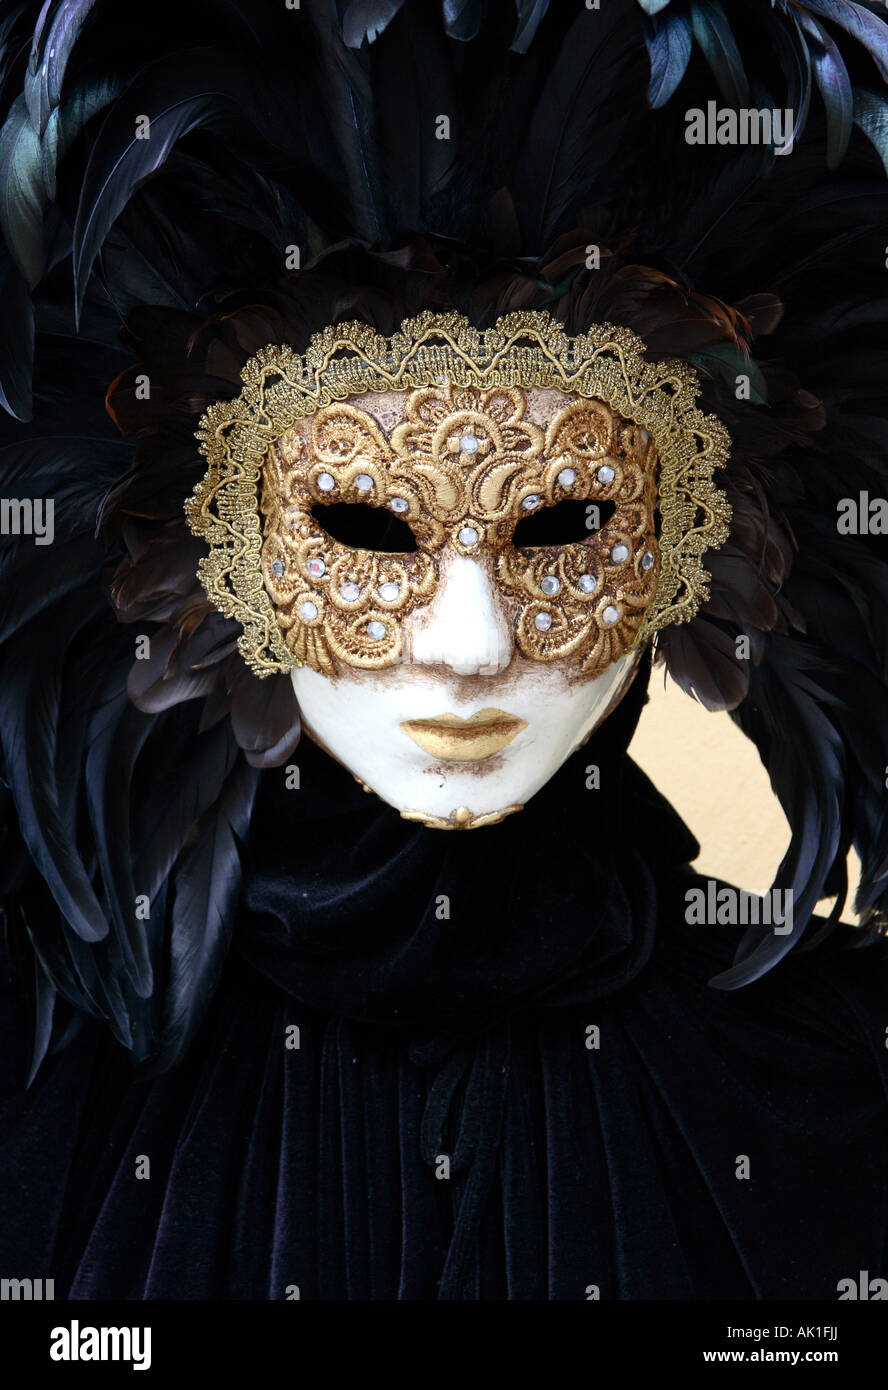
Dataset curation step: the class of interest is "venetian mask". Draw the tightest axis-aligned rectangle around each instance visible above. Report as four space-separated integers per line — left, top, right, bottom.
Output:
187 312 730 827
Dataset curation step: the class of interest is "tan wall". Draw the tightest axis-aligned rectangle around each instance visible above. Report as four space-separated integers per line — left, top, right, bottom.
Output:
629 671 859 923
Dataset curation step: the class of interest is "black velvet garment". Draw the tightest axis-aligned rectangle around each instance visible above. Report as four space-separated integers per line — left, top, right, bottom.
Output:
2 677 888 1300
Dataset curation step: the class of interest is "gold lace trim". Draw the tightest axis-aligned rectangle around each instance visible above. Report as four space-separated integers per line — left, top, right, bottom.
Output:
186 311 732 677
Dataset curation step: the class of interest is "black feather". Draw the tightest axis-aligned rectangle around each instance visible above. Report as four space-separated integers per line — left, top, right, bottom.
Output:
644 9 693 108
152 754 257 1072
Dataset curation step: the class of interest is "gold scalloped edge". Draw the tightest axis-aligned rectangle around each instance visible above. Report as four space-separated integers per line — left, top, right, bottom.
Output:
400 804 524 830
185 310 732 677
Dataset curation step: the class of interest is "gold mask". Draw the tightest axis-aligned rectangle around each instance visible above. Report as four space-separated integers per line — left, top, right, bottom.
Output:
186 312 731 678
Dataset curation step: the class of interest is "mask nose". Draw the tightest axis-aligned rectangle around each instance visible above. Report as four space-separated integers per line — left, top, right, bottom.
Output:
408 550 514 676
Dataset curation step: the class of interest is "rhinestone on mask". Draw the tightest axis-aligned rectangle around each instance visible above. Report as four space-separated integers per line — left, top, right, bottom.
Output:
300 600 318 620
610 544 630 565
534 612 553 631
340 582 361 602
390 497 409 513
379 581 400 601
578 574 597 593
540 575 561 596
354 473 374 492
458 526 479 547
367 620 386 640
317 472 335 492
306 557 326 578
557 467 576 487
459 433 480 454
270 558 285 578
522 493 541 510
597 464 615 485
641 550 655 571
602 604 619 626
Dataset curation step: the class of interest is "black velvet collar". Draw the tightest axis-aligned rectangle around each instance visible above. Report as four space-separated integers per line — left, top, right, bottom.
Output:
235 665 700 1035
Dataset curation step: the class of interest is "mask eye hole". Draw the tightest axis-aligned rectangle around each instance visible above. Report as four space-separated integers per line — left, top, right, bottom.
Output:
513 498 616 547
311 503 418 553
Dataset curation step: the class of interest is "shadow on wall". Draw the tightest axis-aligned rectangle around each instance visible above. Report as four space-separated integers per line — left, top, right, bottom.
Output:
629 670 859 925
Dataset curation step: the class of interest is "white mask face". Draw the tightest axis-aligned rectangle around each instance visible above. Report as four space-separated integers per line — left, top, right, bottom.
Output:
189 312 732 829
291 548 640 828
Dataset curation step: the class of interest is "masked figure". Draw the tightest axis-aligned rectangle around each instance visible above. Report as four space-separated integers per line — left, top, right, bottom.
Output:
1 0 887 1302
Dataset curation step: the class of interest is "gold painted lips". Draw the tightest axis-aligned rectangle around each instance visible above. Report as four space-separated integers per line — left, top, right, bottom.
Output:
400 708 527 762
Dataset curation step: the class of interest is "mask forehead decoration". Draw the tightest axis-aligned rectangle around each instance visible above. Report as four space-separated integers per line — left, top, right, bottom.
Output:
186 312 731 677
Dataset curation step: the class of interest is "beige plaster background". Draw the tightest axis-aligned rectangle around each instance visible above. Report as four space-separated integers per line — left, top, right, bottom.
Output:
629 668 860 924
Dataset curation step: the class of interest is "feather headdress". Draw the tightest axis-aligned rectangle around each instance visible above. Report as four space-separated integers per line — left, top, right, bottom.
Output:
1 0 887 1074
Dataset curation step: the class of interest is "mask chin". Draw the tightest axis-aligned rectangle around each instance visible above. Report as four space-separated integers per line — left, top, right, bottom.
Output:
290 647 643 830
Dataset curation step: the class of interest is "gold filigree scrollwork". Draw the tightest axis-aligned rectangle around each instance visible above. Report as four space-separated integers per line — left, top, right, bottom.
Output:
186 311 731 677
